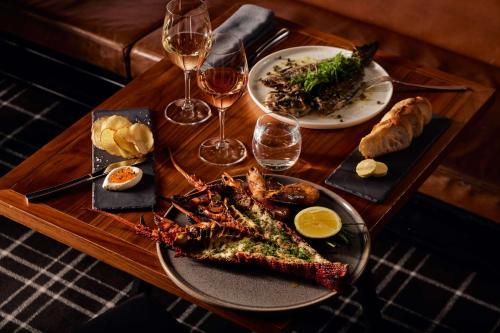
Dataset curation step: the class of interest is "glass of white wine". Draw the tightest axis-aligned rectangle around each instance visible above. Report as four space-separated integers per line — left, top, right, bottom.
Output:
162 0 212 125
196 33 248 166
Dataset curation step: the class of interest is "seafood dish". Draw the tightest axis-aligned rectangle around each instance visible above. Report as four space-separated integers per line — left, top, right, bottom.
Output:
95 158 349 292
260 42 378 117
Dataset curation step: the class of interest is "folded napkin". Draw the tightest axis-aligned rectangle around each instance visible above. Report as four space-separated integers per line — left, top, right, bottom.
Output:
214 4 275 50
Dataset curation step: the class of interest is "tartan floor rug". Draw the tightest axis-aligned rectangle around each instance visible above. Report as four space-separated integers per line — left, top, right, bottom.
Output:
0 74 499 333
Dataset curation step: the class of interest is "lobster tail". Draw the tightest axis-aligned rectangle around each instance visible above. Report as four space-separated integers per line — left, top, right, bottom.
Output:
175 248 347 291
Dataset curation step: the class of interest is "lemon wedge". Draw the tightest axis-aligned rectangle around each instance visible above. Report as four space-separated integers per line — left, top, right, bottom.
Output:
294 206 342 239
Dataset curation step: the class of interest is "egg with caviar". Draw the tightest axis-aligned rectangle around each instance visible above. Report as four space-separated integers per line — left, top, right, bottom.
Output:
102 166 143 191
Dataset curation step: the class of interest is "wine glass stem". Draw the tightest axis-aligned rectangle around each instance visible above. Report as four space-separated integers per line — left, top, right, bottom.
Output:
183 71 193 111
217 108 227 149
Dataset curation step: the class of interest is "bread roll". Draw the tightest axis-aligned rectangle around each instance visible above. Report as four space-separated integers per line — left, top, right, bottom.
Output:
359 97 432 158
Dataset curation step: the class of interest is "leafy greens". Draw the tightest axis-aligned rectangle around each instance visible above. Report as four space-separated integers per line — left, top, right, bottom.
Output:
291 53 362 93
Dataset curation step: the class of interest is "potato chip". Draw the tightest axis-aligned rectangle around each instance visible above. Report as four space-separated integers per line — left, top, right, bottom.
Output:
91 116 109 150
127 123 154 155
91 114 152 158
100 128 132 158
100 128 116 150
102 115 132 131
113 127 141 157
100 128 119 154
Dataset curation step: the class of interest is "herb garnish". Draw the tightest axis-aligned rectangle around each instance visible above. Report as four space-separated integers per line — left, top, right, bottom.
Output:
291 53 362 92
325 230 351 249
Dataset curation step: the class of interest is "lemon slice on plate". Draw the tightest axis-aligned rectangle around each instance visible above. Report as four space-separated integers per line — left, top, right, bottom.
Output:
294 206 342 239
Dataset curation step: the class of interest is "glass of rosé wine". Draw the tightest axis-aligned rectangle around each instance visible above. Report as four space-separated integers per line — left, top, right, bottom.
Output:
196 33 248 166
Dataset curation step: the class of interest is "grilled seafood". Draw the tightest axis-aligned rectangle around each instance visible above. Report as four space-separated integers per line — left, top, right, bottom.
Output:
97 210 347 290
92 160 347 291
260 42 379 117
247 166 320 205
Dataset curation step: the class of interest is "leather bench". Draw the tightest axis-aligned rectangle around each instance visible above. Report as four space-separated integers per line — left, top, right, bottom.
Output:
0 0 166 77
1 0 499 221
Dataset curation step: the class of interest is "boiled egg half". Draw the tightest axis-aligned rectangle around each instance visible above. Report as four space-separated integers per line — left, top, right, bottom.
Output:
102 166 143 191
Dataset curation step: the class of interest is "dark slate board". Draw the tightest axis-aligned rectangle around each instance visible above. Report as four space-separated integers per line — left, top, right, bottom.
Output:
325 115 451 203
92 109 156 210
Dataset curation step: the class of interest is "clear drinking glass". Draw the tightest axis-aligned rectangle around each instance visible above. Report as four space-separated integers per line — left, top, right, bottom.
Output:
252 113 302 171
162 0 212 125
196 33 248 166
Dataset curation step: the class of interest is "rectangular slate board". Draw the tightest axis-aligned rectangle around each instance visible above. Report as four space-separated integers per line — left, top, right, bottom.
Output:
325 115 451 203
92 109 156 210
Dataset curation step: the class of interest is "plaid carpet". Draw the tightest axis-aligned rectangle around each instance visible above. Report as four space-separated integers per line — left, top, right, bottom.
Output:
0 73 499 333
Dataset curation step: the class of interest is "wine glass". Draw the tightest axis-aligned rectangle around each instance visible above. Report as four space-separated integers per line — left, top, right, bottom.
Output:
162 0 212 125
196 33 248 166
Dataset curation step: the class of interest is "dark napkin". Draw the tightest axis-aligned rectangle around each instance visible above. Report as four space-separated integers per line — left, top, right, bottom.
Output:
325 115 451 203
214 4 275 50
92 109 155 211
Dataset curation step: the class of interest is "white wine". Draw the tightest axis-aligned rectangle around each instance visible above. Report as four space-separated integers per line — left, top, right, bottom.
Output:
161 0 212 125
163 32 210 71
197 68 247 109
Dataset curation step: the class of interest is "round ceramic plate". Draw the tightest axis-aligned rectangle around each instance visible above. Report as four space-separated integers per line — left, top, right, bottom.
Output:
157 175 370 311
247 46 393 129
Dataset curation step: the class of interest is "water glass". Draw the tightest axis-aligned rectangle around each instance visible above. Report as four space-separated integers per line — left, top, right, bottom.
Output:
252 113 301 171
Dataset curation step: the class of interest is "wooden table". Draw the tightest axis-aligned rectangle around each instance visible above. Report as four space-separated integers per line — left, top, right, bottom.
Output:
0 15 494 333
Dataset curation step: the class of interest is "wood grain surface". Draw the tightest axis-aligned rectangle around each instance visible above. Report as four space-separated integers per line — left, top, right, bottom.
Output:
0 11 494 333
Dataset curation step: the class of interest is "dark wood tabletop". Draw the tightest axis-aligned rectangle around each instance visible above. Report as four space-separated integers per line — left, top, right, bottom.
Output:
0 11 494 333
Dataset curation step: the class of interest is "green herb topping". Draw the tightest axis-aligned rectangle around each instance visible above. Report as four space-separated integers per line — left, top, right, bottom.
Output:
291 53 362 92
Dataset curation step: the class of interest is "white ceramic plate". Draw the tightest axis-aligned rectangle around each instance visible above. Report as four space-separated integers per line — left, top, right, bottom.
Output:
247 46 393 129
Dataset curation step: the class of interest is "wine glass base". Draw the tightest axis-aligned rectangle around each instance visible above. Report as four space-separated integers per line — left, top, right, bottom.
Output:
164 99 211 125
199 137 247 166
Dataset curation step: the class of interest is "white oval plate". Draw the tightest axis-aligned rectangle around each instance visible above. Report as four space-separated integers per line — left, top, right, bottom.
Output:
247 46 393 129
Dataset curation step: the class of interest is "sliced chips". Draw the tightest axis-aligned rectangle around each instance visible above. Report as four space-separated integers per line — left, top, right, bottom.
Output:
103 115 133 131
128 123 154 155
91 116 109 150
114 127 141 157
91 115 154 158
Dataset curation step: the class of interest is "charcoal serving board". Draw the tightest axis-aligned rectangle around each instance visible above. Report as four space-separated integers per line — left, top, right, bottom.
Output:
92 109 155 210
325 115 451 203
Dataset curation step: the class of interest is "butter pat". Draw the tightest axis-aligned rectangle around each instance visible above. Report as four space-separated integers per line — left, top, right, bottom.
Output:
356 159 377 178
356 159 388 178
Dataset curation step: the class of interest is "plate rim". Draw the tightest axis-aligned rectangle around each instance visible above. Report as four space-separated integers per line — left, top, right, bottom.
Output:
247 45 394 130
156 174 371 312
